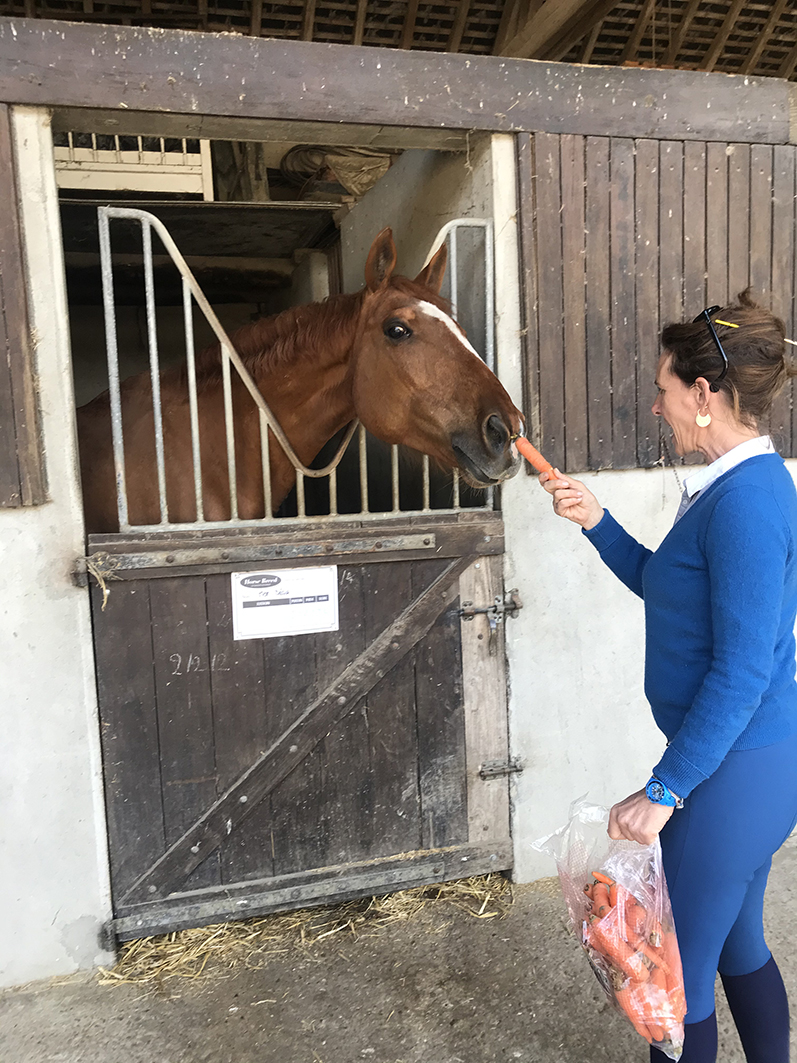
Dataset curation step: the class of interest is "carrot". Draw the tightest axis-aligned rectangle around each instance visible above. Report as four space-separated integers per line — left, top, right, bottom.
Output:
587 920 650 984
615 986 654 1044
591 870 615 886
593 882 612 918
637 939 671 976
515 436 557 479
609 882 618 908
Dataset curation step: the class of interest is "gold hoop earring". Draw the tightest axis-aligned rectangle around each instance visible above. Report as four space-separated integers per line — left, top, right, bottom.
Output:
696 408 712 428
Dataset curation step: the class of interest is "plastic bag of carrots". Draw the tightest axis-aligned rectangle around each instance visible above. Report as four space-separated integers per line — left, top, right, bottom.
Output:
533 799 686 1059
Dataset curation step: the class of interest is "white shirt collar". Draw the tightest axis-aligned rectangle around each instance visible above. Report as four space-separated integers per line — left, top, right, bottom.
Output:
684 435 775 498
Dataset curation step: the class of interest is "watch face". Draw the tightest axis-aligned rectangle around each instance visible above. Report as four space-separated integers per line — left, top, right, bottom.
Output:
647 780 666 803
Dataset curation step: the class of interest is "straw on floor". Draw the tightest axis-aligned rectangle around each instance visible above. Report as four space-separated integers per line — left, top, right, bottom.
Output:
98 873 513 990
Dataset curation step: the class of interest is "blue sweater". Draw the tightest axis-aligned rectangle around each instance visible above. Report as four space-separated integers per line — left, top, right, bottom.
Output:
583 454 797 797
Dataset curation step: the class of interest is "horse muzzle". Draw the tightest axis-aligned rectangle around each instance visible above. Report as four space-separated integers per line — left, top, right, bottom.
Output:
451 414 522 487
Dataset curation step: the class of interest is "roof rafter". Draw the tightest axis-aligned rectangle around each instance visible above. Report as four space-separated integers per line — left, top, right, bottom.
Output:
661 0 702 66
701 0 747 72
620 0 654 64
498 0 617 61
449 0 473 52
740 0 790 75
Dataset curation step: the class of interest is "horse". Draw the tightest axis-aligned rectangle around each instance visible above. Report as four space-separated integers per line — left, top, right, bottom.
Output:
77 227 524 533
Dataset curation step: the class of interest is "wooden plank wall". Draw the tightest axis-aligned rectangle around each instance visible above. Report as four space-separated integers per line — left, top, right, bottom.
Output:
0 103 45 506
518 132 797 472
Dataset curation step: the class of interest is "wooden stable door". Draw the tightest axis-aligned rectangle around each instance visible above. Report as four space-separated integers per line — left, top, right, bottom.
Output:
88 513 513 939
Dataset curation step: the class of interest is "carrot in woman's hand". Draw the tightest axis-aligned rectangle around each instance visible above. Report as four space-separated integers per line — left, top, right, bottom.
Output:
591 871 615 886
515 436 558 480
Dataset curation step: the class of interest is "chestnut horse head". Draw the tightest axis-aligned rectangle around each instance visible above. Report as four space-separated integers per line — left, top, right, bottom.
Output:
77 226 523 532
350 228 522 489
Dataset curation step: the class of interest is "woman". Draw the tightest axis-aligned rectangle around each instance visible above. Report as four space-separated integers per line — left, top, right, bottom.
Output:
542 290 797 1063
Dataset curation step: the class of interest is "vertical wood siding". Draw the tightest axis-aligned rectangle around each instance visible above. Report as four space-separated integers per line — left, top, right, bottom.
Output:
0 104 45 506
519 133 797 472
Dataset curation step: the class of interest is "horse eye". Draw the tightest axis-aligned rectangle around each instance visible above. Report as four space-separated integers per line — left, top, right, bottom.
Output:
384 321 412 341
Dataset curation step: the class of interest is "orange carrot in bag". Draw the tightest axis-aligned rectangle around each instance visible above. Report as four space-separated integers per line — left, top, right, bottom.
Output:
587 920 650 983
593 882 612 918
591 870 615 886
615 986 654 1044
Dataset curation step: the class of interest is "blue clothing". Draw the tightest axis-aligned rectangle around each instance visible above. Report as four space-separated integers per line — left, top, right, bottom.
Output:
583 453 797 797
659 730 797 1022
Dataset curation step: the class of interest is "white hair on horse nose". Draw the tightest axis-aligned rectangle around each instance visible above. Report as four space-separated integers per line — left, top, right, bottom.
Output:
416 300 482 360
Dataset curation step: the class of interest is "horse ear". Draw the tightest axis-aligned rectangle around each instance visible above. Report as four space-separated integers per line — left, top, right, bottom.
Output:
414 243 447 294
365 228 398 292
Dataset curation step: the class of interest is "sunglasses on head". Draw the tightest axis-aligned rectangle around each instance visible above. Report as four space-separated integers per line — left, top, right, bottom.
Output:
693 305 729 392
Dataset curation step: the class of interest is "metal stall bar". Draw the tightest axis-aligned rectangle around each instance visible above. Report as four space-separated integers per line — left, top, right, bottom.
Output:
98 209 129 531
221 341 239 521
141 219 170 524
182 277 205 522
98 206 357 531
97 209 496 530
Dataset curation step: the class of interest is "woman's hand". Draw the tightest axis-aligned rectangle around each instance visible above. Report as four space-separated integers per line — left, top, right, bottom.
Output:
540 469 605 530
608 789 676 846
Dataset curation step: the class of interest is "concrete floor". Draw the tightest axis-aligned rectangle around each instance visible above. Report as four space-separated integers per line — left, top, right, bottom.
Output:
3 837 797 1063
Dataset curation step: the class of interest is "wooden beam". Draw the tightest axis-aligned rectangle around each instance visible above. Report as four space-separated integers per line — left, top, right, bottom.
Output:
493 0 522 55
702 0 747 72
778 38 797 80
620 0 654 64
741 0 790 76
353 0 368 46
580 19 603 63
197 0 208 31
1 19 791 146
401 0 421 49
249 0 262 37
661 0 701 66
448 0 472 53
543 0 621 62
499 0 614 60
114 842 514 939
301 0 317 41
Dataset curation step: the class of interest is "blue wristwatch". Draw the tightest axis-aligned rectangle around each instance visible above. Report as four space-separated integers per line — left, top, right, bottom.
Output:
645 776 684 809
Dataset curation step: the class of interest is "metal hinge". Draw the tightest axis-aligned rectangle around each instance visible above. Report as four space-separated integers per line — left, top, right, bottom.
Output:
459 588 522 655
479 757 524 780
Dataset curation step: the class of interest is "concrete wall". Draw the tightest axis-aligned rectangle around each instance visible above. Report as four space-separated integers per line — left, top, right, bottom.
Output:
0 107 114 987
341 139 493 357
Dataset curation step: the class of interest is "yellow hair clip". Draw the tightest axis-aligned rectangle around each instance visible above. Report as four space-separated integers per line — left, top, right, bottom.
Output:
714 319 739 327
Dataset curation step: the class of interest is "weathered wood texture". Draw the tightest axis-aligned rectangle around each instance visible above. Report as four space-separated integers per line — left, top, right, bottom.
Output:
92 531 511 926
518 132 797 471
114 842 514 940
0 19 792 145
0 102 45 506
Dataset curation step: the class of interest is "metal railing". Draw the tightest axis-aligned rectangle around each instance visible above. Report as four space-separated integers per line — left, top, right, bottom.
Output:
97 207 495 532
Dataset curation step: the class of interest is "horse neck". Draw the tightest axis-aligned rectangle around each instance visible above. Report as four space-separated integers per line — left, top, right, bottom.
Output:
227 293 364 459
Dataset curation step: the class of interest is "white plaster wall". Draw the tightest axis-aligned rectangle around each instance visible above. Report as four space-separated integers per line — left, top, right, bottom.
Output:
341 139 493 293
0 107 113 987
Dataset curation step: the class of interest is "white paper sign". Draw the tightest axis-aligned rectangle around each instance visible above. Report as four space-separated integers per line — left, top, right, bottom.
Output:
231 566 339 640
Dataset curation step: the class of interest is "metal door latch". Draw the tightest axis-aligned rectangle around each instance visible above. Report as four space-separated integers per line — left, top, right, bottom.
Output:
479 757 524 780
459 589 522 655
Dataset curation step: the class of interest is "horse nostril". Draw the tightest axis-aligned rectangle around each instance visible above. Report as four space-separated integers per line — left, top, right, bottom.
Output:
484 414 510 455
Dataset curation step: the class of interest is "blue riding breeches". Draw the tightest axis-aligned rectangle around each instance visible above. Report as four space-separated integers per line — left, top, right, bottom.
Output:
658 728 797 1022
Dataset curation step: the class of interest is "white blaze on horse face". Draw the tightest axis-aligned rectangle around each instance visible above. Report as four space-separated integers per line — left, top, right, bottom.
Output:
415 300 482 361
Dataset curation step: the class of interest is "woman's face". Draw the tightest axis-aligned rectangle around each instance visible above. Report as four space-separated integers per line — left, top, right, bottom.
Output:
652 352 702 457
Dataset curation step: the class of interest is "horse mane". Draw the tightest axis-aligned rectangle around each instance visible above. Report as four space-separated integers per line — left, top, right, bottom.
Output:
185 276 453 386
